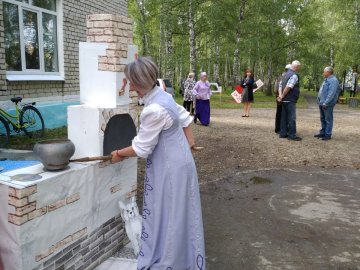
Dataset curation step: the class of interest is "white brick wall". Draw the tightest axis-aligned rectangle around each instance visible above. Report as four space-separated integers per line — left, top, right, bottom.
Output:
0 0 128 101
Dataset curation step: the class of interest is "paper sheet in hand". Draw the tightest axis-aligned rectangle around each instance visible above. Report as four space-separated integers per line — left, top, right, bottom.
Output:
253 79 264 92
231 91 242 103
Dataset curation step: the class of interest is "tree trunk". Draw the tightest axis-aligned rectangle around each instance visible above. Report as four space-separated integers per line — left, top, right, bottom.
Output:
266 59 273 96
214 44 220 82
233 32 241 84
264 2 276 96
207 38 212 80
188 0 197 75
164 28 174 82
330 46 335 67
232 1 246 85
161 0 174 82
135 0 149 55
179 41 184 83
224 51 228 85
158 18 164 78
355 0 359 26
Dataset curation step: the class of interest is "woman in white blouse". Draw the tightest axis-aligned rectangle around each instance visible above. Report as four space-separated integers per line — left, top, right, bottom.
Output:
111 57 206 270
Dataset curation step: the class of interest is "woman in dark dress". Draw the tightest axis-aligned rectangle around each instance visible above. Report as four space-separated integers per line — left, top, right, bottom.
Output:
241 69 256 117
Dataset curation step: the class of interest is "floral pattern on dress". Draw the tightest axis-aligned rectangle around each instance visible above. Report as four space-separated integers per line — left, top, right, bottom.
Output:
183 79 196 101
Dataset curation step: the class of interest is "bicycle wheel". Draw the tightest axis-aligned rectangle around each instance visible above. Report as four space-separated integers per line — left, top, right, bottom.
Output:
20 106 45 139
0 115 10 148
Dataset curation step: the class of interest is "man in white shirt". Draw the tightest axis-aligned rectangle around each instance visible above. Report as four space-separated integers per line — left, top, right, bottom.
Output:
277 60 302 141
275 64 291 133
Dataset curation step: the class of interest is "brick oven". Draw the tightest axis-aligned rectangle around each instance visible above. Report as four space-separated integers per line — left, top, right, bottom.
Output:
0 14 139 270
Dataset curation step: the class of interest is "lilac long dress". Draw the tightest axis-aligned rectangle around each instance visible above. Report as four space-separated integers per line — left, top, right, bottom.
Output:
137 89 206 270
192 81 211 126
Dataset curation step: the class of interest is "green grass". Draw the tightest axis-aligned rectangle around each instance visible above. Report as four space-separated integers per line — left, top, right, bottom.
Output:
301 88 319 97
176 89 307 109
8 126 68 150
301 87 359 99
300 88 360 109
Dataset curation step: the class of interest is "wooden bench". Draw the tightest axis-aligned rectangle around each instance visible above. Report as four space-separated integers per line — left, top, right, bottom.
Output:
348 97 359 108
338 97 347 104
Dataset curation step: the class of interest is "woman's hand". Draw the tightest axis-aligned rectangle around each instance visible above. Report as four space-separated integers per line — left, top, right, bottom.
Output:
183 126 195 149
111 150 124 163
188 139 196 149
110 146 137 163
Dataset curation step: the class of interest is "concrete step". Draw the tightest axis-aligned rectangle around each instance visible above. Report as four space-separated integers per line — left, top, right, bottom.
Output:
95 257 137 270
95 244 138 270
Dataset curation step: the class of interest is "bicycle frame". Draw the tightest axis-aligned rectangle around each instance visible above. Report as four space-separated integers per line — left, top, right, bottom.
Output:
0 103 23 129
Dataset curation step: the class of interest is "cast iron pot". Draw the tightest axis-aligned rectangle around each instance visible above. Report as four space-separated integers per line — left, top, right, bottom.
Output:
33 139 75 171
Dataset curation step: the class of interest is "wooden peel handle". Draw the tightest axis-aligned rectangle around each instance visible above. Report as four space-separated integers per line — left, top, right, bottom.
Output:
70 147 203 163
70 155 113 162
191 146 204 151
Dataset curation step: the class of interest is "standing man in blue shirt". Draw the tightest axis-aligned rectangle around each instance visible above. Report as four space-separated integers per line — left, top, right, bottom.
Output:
314 66 340 141
277 60 302 141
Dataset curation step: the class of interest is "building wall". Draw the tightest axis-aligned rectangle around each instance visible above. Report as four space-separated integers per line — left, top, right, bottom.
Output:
0 0 128 101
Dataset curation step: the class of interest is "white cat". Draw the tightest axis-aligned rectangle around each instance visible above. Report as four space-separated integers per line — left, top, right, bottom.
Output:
118 197 142 256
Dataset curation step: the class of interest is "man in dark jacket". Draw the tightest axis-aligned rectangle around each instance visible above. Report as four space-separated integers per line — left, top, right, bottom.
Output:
277 60 302 141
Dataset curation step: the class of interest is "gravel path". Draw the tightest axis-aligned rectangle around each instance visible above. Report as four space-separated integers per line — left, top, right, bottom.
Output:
136 105 360 269
138 104 360 195
192 106 360 182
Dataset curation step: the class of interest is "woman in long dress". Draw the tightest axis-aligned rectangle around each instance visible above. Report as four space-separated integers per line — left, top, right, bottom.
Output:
111 57 206 270
192 72 212 126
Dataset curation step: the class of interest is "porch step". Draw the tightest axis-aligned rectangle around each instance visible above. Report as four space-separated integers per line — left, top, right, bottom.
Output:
114 246 137 260
95 257 137 270
95 244 138 270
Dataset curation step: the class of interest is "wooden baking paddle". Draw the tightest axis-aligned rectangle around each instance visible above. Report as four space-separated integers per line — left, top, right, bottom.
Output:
70 155 112 162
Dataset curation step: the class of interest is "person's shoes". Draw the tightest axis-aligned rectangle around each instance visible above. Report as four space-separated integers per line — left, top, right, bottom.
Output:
314 134 325 138
279 135 288 139
242 115 247 117
322 136 331 141
194 117 197 124
275 130 280 134
288 136 302 141
246 115 250 117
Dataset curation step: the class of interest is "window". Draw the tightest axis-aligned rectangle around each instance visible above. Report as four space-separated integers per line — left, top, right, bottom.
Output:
3 0 60 75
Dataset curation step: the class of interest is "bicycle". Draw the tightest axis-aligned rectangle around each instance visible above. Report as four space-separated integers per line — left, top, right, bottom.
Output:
0 97 45 147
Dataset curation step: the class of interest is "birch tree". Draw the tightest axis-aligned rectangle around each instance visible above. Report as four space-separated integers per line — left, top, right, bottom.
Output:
232 0 246 85
188 0 197 75
129 0 360 91
135 0 149 55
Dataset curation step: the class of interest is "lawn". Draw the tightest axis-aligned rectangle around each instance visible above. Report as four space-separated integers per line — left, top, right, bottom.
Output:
301 88 360 110
301 89 319 97
301 88 359 99
7 126 68 150
7 88 357 150
175 88 308 109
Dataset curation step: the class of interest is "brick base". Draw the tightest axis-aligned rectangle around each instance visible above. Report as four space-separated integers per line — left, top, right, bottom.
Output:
33 215 128 270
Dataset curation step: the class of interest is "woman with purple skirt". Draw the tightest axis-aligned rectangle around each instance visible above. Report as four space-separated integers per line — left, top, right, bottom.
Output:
111 57 205 270
193 72 212 126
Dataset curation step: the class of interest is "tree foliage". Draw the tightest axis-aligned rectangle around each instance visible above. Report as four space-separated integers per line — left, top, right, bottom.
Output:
129 0 360 94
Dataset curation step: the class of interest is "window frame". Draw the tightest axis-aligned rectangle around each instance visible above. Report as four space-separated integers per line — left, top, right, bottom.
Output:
3 0 64 81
